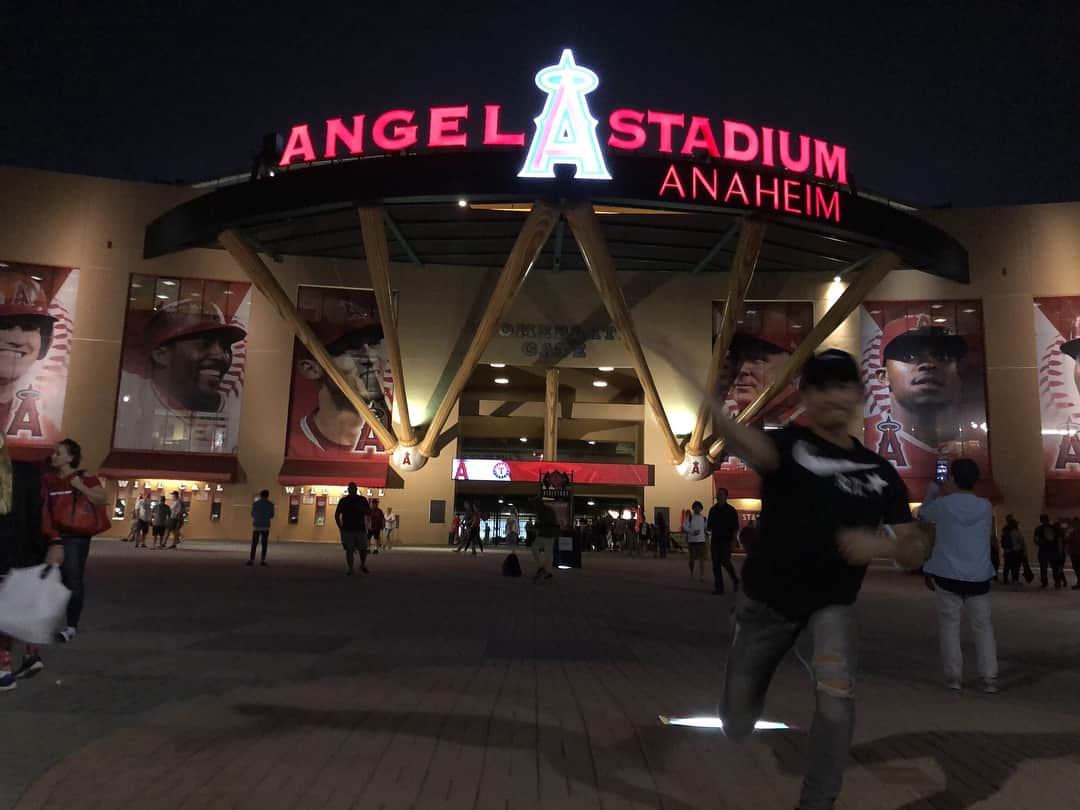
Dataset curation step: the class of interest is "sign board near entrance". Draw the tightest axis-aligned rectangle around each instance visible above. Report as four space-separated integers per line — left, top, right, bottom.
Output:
452 458 651 486
277 49 847 224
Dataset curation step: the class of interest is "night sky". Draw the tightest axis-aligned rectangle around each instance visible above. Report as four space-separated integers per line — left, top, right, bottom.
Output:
4 2 1078 207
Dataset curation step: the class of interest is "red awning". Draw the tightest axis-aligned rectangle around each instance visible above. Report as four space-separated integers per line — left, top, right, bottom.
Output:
9 446 51 464
278 456 389 487
1045 479 1080 508
98 450 239 482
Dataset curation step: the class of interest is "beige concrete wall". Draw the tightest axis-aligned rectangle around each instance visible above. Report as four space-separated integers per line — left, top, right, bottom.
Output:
2 166 1078 545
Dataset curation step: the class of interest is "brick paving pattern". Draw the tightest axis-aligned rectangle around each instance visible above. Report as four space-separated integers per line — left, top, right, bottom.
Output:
3 541 1079 809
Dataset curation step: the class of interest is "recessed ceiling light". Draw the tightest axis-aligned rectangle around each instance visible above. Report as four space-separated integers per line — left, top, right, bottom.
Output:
457 199 468 208
931 303 943 309
498 499 504 503
587 500 596 506
933 317 947 323
587 440 597 445
592 380 608 388
833 275 841 283
597 366 614 372
156 294 169 299
494 377 509 384
161 280 177 286
30 275 43 282
490 362 506 368
557 565 572 570
519 437 528 443
962 308 976 313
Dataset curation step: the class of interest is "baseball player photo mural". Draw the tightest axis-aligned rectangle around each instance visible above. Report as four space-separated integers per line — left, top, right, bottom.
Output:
112 275 251 453
1034 297 1080 479
284 286 393 460
0 263 79 453
861 301 991 489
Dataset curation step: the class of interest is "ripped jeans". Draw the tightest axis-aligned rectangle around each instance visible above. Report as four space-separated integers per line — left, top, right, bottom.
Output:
720 592 856 810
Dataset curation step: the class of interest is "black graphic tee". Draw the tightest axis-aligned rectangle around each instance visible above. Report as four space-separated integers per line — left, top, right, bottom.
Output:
742 425 912 619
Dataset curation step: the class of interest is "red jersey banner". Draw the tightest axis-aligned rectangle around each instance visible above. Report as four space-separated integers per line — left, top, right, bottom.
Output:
284 286 394 460
1034 297 1080 503
861 301 991 499
112 275 251 453
0 262 79 454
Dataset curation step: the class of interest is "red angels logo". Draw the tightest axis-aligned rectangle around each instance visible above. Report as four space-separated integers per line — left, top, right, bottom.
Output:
875 418 908 468
1055 434 1080 470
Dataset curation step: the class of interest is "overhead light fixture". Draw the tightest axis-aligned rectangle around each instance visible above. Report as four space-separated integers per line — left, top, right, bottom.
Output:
161 280 177 286
933 317 947 323
962 308 976 313
597 366 614 372
122 395 131 403
557 565 572 570
457 199 468 208
519 437 528 443
833 275 841 283
156 294 169 299
490 362 506 368
931 303 944 309
494 377 510 384
658 716 789 730
587 500 596 506
498 499 504 504
587 440 596 445
592 380 608 388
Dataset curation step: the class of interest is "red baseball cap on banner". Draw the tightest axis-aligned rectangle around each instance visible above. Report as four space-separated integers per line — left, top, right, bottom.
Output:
731 309 802 356
0 273 57 321
880 313 967 362
144 299 247 349
304 297 383 354
1061 316 1080 360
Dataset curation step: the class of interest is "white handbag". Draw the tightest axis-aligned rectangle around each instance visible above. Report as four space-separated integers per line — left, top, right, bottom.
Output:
0 565 72 644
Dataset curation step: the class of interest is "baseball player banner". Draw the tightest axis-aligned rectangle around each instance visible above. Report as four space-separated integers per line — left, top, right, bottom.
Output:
112 275 251 453
861 301 991 495
712 300 813 479
0 262 80 452
1034 297 1080 482
284 286 394 460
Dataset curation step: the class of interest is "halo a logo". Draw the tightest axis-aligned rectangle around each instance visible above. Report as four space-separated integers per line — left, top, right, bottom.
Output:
492 461 511 480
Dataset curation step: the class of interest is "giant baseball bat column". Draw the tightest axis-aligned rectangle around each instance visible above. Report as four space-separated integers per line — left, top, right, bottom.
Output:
544 367 559 461
681 218 766 478
565 202 684 465
219 228 399 453
417 201 561 459
359 207 415 447
707 250 899 463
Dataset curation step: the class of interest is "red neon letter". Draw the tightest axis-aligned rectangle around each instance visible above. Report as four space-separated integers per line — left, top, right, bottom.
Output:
280 124 315 165
681 116 720 157
483 105 525 146
647 111 686 154
658 164 686 198
724 172 749 205
814 140 848 184
779 130 811 173
608 109 646 150
761 126 775 167
782 179 801 214
815 186 841 221
723 121 759 163
324 116 365 158
372 110 418 150
755 174 779 209
691 167 718 200
429 105 469 147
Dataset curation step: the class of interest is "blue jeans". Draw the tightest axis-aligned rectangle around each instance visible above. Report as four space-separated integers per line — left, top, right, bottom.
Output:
60 535 92 628
721 592 856 810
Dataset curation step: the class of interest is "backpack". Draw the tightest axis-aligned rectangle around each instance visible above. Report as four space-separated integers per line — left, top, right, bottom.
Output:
502 552 522 577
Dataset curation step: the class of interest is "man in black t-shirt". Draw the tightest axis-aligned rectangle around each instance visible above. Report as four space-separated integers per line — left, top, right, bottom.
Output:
335 482 371 575
1033 514 1065 588
707 488 740 595
713 349 929 810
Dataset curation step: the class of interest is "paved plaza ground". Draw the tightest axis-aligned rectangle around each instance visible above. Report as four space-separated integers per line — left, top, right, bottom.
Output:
2 539 1079 809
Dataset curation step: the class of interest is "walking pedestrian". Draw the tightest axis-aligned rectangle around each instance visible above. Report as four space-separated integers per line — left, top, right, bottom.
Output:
335 482 370 575
531 496 558 581
247 489 275 566
1066 517 1080 590
133 492 152 548
1034 514 1066 589
449 512 461 546
165 491 184 549
655 511 669 558
384 507 398 550
151 495 170 550
0 437 63 690
714 349 928 810
1000 516 1024 585
459 503 484 555
43 438 107 644
505 508 520 547
682 501 708 582
707 488 740 594
918 459 999 693
369 499 385 553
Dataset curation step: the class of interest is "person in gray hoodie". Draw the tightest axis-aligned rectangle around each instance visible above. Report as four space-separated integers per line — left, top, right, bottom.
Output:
918 458 998 693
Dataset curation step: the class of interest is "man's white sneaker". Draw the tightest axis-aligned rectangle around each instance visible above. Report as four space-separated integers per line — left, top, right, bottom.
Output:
56 627 77 643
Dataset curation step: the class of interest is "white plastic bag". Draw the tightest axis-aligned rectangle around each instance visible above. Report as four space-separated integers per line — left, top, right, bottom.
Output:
0 565 71 644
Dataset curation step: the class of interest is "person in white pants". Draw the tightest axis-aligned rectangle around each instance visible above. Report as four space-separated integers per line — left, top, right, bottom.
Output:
917 459 999 693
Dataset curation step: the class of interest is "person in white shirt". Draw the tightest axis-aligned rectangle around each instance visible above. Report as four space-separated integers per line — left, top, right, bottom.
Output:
384 507 399 550
504 508 520 547
683 500 709 582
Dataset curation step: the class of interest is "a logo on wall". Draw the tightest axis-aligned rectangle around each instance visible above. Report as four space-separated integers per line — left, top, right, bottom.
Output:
492 461 511 480
874 418 908 468
541 469 571 498
518 49 611 181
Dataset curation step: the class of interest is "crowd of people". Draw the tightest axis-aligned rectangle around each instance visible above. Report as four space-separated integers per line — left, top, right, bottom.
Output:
123 490 185 549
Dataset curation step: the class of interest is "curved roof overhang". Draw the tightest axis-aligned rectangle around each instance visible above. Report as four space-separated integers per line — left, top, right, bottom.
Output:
144 151 968 282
